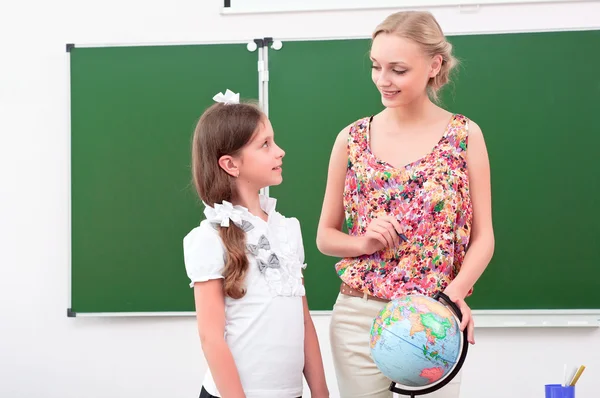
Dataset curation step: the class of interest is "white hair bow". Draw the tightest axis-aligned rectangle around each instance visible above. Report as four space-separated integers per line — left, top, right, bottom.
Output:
203 201 254 232
213 89 240 105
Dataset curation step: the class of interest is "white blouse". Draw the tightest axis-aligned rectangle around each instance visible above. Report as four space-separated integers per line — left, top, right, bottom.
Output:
183 195 306 398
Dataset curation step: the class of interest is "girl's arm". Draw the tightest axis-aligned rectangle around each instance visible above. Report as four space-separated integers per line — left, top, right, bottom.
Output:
316 127 400 257
444 121 495 343
194 280 246 398
301 292 329 398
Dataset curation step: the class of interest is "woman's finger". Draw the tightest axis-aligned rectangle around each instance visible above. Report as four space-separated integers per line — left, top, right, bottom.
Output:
383 221 400 245
461 309 469 332
467 317 475 345
445 292 475 344
366 230 387 247
371 224 394 247
387 216 405 236
379 218 400 246
452 297 470 331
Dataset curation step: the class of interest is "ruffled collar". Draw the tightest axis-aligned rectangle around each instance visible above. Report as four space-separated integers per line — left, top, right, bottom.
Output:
259 194 277 215
203 195 277 230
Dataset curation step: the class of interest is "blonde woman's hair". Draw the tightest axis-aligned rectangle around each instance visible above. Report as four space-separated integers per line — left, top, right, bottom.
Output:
373 11 458 101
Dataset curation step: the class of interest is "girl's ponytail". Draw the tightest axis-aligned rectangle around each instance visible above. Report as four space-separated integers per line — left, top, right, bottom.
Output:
218 224 249 299
191 100 264 298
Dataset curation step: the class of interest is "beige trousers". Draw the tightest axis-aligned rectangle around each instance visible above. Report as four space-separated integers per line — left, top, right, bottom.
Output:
329 293 462 398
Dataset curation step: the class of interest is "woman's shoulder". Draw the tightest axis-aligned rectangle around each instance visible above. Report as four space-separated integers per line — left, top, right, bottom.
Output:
449 113 484 143
445 113 486 160
450 113 482 133
331 116 373 152
344 116 372 136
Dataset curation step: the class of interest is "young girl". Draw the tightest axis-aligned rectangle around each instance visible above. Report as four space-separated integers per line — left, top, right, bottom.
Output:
183 91 329 398
316 11 495 398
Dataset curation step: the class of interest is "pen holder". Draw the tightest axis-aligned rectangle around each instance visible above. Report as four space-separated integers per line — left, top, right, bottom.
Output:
545 384 575 398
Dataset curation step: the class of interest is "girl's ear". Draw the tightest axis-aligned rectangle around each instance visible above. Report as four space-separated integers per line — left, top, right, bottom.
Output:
429 54 443 78
218 155 240 178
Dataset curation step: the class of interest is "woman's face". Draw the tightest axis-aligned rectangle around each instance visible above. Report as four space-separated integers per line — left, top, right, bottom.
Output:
370 33 441 107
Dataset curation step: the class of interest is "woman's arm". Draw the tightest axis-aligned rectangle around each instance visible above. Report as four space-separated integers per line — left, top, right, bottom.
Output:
316 127 401 257
194 280 246 398
301 293 329 397
445 121 495 298
316 126 365 257
444 121 495 343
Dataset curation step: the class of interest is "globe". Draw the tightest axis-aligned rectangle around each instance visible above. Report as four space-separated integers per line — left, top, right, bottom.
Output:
369 293 468 396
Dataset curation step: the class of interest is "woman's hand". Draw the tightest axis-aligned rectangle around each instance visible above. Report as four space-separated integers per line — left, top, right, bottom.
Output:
359 215 404 255
443 288 475 345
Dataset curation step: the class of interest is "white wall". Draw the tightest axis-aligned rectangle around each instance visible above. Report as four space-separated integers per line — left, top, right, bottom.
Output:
2 1 600 397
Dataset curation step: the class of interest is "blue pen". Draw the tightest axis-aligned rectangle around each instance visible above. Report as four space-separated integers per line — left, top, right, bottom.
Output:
397 232 408 242
395 216 408 242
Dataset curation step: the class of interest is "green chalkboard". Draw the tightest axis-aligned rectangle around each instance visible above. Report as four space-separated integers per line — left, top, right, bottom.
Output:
69 43 258 313
70 30 600 314
268 30 600 311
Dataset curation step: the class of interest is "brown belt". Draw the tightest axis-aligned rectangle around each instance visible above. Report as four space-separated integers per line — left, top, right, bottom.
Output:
339 282 390 303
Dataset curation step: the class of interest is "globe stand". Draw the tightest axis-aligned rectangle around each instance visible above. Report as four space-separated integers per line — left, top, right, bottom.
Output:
390 382 418 397
385 292 470 397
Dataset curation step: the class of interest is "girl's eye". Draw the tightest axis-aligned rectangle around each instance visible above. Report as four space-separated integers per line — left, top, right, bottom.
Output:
263 141 269 148
393 70 407 75
371 65 381 70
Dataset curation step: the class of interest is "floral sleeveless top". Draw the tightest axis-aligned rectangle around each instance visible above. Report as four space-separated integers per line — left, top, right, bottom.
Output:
335 114 473 300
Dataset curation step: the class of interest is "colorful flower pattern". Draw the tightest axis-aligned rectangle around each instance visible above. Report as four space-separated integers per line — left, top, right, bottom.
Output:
335 114 473 300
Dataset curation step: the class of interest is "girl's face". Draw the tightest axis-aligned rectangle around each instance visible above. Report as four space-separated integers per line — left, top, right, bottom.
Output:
236 118 285 190
370 33 441 107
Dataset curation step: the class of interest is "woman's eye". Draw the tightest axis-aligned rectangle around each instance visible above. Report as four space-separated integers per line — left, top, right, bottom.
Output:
394 70 407 75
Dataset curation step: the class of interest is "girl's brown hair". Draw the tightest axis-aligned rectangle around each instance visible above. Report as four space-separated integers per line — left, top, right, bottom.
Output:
191 101 264 299
373 11 458 102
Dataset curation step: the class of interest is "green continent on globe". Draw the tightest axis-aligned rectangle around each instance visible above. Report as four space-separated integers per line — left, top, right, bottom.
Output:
420 313 452 341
